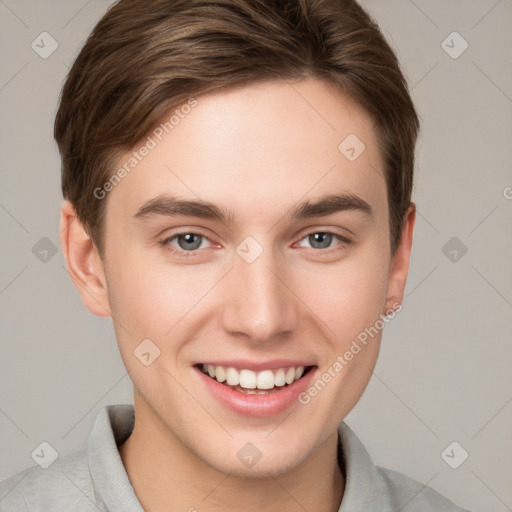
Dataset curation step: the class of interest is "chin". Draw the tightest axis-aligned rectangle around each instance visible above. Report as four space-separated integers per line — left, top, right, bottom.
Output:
192 432 318 479
209 451 305 479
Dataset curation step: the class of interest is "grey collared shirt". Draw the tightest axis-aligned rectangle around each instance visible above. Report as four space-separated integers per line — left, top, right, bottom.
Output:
0 404 472 511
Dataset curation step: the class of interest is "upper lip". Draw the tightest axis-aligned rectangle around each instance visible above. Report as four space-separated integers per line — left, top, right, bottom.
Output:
196 359 316 371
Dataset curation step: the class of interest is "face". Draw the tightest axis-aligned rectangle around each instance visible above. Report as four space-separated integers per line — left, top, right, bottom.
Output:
67 78 413 477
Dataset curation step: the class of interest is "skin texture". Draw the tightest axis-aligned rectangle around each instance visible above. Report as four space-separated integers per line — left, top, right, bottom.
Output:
60 78 415 512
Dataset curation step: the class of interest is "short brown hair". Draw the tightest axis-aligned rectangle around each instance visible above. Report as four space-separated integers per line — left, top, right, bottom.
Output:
55 0 419 258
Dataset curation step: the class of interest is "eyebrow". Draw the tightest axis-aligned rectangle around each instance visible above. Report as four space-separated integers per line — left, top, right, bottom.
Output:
132 192 372 224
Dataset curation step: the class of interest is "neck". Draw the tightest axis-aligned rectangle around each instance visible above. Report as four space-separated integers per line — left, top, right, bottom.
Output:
119 401 345 512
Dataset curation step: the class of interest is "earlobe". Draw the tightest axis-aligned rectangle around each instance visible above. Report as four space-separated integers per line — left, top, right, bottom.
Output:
59 200 112 317
384 204 416 313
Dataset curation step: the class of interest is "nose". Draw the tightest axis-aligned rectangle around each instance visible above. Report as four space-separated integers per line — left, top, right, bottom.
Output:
220 242 299 344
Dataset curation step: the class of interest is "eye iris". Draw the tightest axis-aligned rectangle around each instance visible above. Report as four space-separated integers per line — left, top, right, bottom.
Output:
309 232 332 249
178 233 202 250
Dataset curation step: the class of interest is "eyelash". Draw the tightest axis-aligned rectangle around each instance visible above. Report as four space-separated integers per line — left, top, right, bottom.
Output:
158 231 352 259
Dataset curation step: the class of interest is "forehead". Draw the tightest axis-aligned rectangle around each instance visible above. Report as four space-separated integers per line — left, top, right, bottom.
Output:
106 78 387 226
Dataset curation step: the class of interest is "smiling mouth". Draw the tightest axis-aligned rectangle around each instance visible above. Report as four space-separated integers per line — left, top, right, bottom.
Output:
197 364 314 395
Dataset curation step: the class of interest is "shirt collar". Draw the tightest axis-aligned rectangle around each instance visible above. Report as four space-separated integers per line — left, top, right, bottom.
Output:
88 404 143 511
337 421 394 511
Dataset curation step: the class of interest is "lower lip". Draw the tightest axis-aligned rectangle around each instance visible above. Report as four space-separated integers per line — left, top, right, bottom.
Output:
194 366 316 418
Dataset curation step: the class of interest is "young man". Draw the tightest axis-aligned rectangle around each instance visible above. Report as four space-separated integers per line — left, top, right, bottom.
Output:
0 0 472 510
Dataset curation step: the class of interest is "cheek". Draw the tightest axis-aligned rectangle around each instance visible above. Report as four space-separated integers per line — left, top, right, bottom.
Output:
106 246 211 334
295 251 390 344
104 247 227 386
293 255 389 426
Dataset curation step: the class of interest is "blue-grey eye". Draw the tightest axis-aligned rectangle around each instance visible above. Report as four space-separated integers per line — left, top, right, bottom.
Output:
175 233 204 251
306 232 335 249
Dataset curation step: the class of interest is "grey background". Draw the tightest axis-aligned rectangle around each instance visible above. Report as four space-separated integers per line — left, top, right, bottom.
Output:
0 0 511 510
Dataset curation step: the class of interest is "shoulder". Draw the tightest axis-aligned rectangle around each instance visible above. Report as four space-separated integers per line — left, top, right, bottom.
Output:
1 404 136 512
0 447 105 512
375 465 472 512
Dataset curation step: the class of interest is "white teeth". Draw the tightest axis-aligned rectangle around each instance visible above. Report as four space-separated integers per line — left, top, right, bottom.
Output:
285 367 295 385
239 369 257 389
274 368 286 387
200 364 309 390
215 365 226 383
256 370 275 390
226 367 239 386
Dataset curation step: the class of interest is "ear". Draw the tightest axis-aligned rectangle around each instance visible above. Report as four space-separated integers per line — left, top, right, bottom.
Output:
59 200 112 317
384 203 416 313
